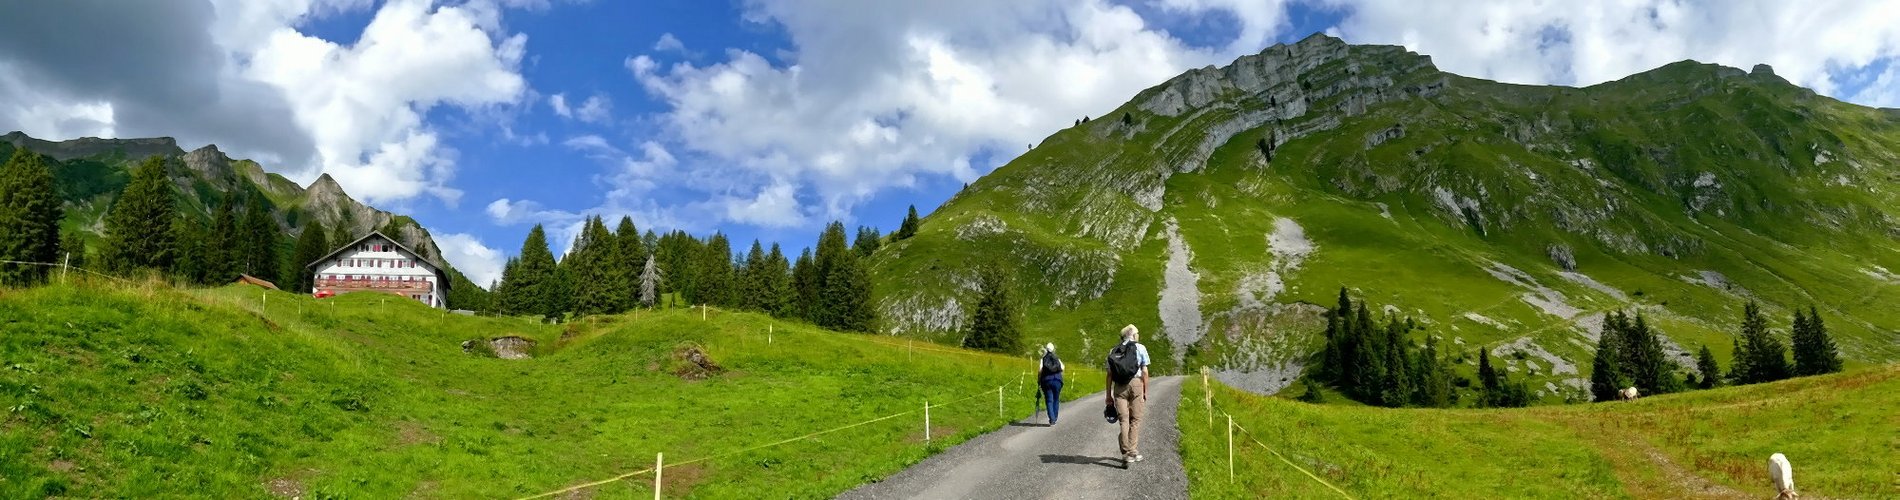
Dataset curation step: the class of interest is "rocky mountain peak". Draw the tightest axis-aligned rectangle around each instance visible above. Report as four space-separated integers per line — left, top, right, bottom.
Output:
182 144 235 185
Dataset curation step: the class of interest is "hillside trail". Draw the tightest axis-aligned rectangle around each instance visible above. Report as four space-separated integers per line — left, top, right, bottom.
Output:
838 376 1188 500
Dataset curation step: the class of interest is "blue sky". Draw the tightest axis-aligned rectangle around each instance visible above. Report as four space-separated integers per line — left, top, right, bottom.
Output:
4 0 1899 288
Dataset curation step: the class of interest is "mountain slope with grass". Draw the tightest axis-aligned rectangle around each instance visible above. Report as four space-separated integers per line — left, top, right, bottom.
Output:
0 281 1083 498
1180 366 1899 497
0 132 447 270
869 33 1900 399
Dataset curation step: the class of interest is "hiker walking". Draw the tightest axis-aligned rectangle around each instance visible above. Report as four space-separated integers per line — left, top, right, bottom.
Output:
1105 324 1150 468
1038 343 1065 425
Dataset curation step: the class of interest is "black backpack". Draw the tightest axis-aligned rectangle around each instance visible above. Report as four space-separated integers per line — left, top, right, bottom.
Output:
1108 341 1142 384
1040 352 1063 376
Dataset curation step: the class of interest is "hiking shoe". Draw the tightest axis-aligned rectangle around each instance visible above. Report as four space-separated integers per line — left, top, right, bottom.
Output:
1133 454 1145 462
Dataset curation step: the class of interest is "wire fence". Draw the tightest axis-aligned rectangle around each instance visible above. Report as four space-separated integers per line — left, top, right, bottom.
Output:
1199 370 1355 499
0 257 132 284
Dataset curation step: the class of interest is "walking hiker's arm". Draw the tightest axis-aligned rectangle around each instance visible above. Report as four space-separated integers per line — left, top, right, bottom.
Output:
1141 369 1149 399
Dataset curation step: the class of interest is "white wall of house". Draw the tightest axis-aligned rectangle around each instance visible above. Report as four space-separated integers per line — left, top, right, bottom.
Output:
309 236 446 308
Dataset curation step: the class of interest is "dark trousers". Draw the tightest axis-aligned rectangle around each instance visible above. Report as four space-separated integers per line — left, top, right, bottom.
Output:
1039 375 1063 423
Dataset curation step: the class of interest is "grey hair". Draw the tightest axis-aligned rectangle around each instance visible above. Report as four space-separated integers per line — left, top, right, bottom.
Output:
1120 324 1139 341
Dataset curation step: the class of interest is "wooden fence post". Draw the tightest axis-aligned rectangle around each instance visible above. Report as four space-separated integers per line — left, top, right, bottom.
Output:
997 385 1003 418
60 253 69 284
654 452 664 500
1227 414 1235 483
924 400 931 443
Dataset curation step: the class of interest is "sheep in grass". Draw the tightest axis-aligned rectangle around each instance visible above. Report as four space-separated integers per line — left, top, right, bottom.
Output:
1768 453 1797 499
1618 386 1640 401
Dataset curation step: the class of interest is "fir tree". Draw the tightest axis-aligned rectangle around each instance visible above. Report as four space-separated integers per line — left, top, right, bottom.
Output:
170 215 208 284
1734 301 1791 384
1297 377 1326 403
896 205 921 240
1694 345 1721 389
1379 316 1412 407
637 255 663 308
58 227 87 272
962 264 1021 352
791 248 818 321
1589 312 1627 402
1790 306 1844 376
500 225 563 322
205 196 240 283
0 149 64 286
568 216 622 316
1622 312 1678 395
739 240 769 312
696 233 734 307
1319 287 1348 383
237 193 281 283
823 250 876 333
1726 336 1752 386
1477 346 1501 405
613 216 646 311
287 221 330 293
1415 335 1454 407
101 156 178 274
853 226 882 257
764 244 794 317
812 221 852 325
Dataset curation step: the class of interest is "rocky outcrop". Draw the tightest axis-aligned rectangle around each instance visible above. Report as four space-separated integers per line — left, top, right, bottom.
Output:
2 131 185 161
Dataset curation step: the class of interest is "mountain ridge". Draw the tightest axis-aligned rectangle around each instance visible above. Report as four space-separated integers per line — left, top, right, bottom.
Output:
870 33 1900 399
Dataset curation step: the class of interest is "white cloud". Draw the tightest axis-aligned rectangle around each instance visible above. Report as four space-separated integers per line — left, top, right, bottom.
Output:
574 94 613 123
244 0 528 204
654 32 685 53
627 0 1225 221
548 93 571 117
435 232 505 289
1323 0 1900 95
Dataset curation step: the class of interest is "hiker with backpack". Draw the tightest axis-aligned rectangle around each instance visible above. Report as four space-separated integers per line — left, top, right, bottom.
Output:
1105 324 1150 468
1038 343 1065 425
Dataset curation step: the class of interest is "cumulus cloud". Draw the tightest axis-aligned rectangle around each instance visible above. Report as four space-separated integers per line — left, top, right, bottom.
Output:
626 0 1225 222
574 94 613 123
0 0 534 206
435 232 506 289
549 93 572 118
654 33 686 53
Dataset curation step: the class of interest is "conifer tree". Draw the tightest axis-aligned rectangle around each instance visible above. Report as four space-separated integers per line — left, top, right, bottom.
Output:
613 217 646 311
962 264 1021 352
501 225 563 322
1415 335 1454 407
0 149 63 286
1319 287 1348 382
568 216 623 316
237 193 281 283
205 196 240 283
101 156 178 274
1791 306 1843 376
1589 312 1627 402
1726 336 1752 386
791 248 818 320
1694 345 1721 389
812 221 852 325
853 226 882 257
637 255 663 308
896 205 921 240
1346 302 1381 402
823 250 876 333
764 244 794 317
1622 312 1677 395
1379 316 1412 407
170 216 209 284
58 227 86 272
697 233 734 307
288 221 330 293
1477 346 1500 405
1734 301 1790 384
739 240 768 311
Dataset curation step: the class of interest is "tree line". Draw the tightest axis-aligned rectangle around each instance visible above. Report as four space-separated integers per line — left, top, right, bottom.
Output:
1313 288 1480 408
1589 300 1841 402
488 204 927 333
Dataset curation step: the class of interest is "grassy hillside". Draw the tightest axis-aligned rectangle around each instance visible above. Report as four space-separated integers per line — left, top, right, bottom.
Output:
869 34 1900 400
1179 366 1900 497
0 281 1090 498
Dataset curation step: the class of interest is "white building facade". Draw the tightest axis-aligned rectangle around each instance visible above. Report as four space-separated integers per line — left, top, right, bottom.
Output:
306 231 449 308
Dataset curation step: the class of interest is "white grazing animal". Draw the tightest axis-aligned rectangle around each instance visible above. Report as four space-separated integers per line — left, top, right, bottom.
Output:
1618 386 1640 401
1768 453 1797 499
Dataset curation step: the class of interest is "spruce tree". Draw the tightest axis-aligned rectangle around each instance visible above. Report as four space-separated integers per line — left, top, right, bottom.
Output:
101 156 178 274
1623 312 1677 395
1791 306 1843 376
764 244 794 317
613 216 646 310
58 228 87 272
637 255 662 308
170 215 209 284
0 149 63 286
237 193 281 283
1477 346 1500 406
1726 336 1752 386
853 226 882 257
1346 302 1382 402
1735 301 1791 384
791 248 818 321
1694 345 1721 389
963 264 1021 352
1379 316 1411 407
501 225 563 322
288 221 330 293
568 216 622 316
823 250 876 333
896 205 920 240
1589 312 1626 402
812 222 852 325
206 196 240 283
697 233 734 307
739 240 768 311
1416 335 1454 407
1319 287 1348 383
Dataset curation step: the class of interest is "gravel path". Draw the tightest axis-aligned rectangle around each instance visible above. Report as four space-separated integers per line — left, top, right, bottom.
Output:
838 376 1187 500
